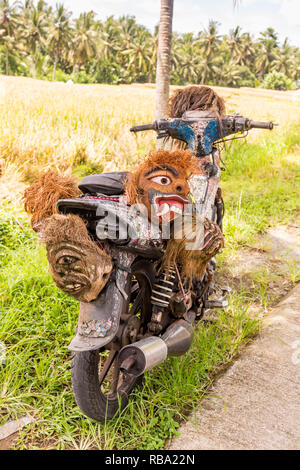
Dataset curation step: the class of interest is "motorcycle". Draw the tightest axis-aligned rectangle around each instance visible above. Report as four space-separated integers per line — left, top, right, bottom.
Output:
57 113 276 421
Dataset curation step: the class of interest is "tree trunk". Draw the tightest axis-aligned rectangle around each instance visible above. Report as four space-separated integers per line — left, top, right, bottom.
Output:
29 56 36 78
149 66 153 83
73 64 80 83
5 46 9 75
52 57 58 81
155 0 174 120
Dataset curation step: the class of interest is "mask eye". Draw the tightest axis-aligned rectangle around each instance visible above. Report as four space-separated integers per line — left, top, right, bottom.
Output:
57 255 78 266
150 176 171 185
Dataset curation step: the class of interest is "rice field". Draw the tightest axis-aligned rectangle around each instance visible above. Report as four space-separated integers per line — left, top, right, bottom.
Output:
0 75 300 200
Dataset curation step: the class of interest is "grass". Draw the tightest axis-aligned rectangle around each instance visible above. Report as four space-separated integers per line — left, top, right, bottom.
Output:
0 76 299 449
221 123 300 246
0 225 259 449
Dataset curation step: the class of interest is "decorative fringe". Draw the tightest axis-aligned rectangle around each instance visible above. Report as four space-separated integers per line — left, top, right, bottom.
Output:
161 214 224 285
169 85 226 118
24 171 81 229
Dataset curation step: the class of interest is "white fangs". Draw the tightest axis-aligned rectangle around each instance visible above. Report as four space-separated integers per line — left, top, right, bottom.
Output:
170 205 183 214
156 203 169 217
156 202 183 217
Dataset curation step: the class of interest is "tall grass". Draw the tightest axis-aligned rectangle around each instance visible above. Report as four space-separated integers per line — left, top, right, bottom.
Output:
221 123 300 246
1 76 300 190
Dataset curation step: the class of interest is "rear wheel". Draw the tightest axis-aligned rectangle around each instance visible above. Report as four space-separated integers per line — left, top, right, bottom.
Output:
71 260 155 421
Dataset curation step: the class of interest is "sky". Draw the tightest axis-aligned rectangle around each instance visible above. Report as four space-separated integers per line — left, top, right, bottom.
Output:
46 0 300 48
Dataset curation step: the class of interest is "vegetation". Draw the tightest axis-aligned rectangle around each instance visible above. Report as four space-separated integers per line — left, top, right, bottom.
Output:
0 79 299 449
1 0 300 89
1 76 300 189
262 70 294 91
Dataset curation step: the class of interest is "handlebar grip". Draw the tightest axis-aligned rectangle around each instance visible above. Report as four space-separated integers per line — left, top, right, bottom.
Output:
249 121 276 130
130 123 156 132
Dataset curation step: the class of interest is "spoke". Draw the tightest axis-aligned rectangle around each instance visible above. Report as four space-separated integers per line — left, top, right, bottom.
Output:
131 281 139 294
111 361 121 394
98 349 118 384
129 289 143 316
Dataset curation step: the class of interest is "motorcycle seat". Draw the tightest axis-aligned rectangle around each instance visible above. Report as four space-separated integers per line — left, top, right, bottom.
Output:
78 172 129 196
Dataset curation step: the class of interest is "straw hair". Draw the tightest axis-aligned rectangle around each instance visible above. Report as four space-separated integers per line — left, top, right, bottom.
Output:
24 171 81 227
169 85 226 118
40 213 95 248
161 214 225 285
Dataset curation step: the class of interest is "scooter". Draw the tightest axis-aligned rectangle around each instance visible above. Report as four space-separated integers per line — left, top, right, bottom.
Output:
57 113 276 421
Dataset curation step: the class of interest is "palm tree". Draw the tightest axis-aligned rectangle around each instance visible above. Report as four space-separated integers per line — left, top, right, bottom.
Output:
239 32 255 67
20 1 48 77
201 20 221 61
272 38 293 77
121 29 153 82
173 33 201 84
47 3 72 80
228 26 243 64
200 20 221 83
213 61 242 87
97 15 120 61
255 35 277 78
155 0 174 120
0 0 20 74
118 15 138 50
71 11 97 82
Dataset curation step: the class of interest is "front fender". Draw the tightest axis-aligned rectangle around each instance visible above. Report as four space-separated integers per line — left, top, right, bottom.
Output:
68 251 136 352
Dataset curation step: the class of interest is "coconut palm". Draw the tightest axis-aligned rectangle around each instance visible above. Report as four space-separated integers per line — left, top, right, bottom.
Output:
228 26 243 64
256 38 278 78
97 15 120 62
177 51 199 84
201 20 221 62
118 15 138 50
1 0 299 88
71 11 97 82
121 29 153 81
0 0 21 74
213 61 242 87
121 29 153 82
239 32 255 67
20 1 48 77
47 3 72 80
272 38 293 76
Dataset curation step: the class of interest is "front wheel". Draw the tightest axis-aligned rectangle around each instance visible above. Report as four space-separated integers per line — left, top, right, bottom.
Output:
71 348 142 421
71 260 155 421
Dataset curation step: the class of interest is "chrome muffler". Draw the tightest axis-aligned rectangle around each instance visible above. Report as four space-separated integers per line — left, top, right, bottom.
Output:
118 318 194 377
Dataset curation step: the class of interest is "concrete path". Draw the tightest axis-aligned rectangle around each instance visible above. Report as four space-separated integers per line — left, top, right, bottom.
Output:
169 284 300 450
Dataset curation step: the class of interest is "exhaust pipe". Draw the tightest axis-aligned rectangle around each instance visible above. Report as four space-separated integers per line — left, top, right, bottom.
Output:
119 318 194 377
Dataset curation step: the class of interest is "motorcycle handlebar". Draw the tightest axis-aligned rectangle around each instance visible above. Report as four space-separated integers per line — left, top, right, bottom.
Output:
130 118 278 134
248 120 277 130
130 123 156 132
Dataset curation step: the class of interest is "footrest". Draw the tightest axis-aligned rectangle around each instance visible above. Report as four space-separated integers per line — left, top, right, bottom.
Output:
204 286 231 309
204 299 229 309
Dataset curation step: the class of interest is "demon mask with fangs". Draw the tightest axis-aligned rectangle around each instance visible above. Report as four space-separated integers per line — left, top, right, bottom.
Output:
125 149 200 223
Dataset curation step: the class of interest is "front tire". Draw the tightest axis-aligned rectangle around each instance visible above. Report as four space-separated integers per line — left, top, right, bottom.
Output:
71 349 142 421
71 260 155 421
